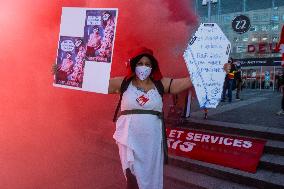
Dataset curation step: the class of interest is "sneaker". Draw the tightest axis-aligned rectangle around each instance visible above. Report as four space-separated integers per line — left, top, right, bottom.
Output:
236 97 241 100
277 110 284 115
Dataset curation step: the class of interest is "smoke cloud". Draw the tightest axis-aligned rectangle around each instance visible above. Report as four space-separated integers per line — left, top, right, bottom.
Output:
0 0 197 188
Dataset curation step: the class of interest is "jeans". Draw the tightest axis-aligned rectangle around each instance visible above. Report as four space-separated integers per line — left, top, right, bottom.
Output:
281 91 284 111
222 79 233 102
236 79 242 99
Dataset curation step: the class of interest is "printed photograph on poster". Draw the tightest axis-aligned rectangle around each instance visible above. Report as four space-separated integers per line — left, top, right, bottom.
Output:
84 10 117 63
55 36 86 88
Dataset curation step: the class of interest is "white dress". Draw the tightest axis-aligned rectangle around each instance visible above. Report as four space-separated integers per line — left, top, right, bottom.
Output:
113 82 163 189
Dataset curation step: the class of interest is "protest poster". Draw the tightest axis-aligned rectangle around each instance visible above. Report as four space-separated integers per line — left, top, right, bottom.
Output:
54 7 118 94
184 23 231 108
55 36 85 88
84 10 116 63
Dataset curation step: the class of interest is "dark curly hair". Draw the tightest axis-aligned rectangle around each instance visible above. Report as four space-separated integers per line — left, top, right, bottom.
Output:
130 54 158 76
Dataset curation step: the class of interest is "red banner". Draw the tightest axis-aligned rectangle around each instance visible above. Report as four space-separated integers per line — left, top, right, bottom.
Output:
167 128 266 173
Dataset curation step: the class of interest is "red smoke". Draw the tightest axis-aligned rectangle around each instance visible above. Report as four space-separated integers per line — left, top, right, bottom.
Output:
0 0 197 188
84 0 197 77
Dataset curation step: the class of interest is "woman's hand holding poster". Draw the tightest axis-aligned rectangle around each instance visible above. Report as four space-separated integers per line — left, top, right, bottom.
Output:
54 7 118 94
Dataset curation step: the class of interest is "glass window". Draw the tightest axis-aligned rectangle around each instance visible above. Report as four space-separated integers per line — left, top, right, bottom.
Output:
261 36 268 42
261 25 268 31
272 36 279 42
251 37 258 42
236 46 246 53
275 0 284 7
243 37 249 42
261 14 270 21
271 24 279 31
252 14 259 21
250 25 258 32
223 15 231 23
271 15 279 22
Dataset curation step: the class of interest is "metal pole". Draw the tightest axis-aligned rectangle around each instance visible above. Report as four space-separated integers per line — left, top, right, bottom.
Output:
250 70 252 89
218 0 221 21
273 66 276 91
208 0 211 22
195 0 198 14
243 0 246 12
260 66 262 90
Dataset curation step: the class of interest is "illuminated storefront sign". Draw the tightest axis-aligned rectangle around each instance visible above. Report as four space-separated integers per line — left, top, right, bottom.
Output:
247 43 278 54
236 57 281 67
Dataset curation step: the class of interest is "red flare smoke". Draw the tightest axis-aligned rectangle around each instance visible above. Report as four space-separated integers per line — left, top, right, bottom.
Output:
0 0 197 188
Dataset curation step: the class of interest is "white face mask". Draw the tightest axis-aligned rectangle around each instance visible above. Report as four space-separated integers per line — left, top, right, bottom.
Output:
135 66 152 81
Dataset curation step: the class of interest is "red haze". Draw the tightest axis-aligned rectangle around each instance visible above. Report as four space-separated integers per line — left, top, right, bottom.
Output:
0 0 197 188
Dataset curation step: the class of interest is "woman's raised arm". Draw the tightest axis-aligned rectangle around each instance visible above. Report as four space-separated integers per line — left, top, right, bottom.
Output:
108 77 124 94
161 77 192 94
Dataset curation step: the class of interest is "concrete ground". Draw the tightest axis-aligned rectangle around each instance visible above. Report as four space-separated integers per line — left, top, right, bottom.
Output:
189 89 284 129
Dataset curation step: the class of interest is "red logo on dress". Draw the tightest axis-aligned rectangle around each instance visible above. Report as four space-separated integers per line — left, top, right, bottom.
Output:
136 95 149 106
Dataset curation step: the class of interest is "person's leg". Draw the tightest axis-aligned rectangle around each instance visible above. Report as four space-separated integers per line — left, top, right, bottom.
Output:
185 90 192 118
236 80 241 99
228 80 233 102
116 143 139 189
221 79 228 101
126 168 139 189
281 91 284 111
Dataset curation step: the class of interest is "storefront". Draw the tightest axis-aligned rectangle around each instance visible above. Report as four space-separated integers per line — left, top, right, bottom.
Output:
236 57 282 90
195 0 284 91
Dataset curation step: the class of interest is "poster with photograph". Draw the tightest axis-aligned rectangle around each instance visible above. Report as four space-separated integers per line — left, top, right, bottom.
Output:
84 10 116 63
55 36 86 88
53 7 118 94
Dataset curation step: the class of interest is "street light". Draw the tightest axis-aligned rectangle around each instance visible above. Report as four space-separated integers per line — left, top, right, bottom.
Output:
202 0 218 22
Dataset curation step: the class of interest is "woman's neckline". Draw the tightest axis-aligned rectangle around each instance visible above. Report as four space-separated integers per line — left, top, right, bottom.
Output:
130 81 156 94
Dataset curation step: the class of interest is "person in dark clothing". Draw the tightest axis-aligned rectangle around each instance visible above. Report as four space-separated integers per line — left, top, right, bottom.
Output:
221 57 236 103
234 61 242 100
277 69 284 115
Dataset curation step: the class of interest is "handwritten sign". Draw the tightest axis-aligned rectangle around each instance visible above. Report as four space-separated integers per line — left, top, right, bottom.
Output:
184 23 231 108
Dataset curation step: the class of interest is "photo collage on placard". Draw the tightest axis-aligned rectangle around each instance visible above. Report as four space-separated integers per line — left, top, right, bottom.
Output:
55 36 86 88
84 10 117 62
55 9 117 88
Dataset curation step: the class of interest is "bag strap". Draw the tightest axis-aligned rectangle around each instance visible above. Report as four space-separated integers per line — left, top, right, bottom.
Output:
112 77 132 122
152 79 164 97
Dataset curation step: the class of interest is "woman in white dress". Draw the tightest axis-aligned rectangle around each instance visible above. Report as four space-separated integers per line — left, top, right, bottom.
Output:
108 47 192 189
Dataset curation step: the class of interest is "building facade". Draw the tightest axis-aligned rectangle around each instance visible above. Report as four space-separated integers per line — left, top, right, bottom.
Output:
195 0 284 90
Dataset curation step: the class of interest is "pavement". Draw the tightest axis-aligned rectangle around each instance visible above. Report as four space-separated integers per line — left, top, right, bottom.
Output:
188 89 284 129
